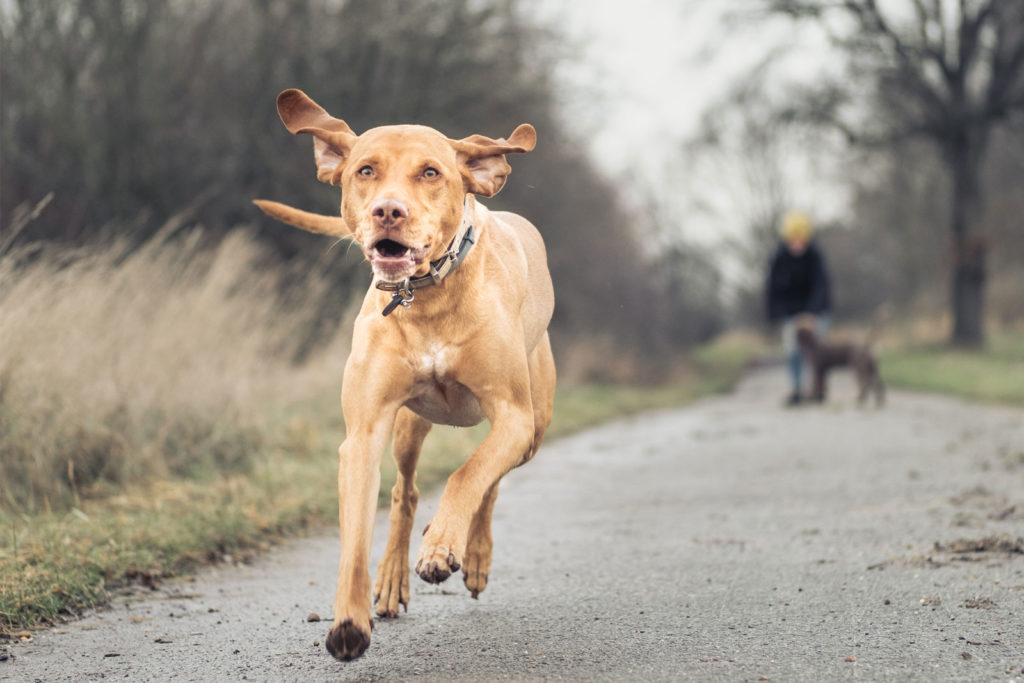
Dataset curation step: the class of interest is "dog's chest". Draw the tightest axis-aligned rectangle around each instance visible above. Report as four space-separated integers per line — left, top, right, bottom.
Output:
405 342 484 427
417 342 451 378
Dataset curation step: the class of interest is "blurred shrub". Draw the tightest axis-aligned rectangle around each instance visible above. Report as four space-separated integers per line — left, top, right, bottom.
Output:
0 217 351 512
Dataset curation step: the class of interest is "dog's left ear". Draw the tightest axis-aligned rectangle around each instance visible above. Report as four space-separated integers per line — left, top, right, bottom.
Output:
449 124 536 197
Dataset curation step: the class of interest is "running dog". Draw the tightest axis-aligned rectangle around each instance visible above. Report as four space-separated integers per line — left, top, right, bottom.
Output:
255 89 555 660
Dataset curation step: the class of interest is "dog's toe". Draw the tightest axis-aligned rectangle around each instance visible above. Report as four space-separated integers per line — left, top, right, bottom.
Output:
415 559 451 584
325 618 372 661
462 545 492 598
415 550 461 584
463 570 488 599
373 557 410 618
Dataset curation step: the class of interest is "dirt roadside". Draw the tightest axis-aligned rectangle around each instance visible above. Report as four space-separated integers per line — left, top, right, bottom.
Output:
4 367 1023 682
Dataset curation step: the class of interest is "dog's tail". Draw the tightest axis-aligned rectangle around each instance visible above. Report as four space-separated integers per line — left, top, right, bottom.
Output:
863 303 893 349
253 199 352 238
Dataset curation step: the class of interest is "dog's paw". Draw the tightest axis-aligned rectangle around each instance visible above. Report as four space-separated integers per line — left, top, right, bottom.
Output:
415 546 461 584
373 555 410 618
461 539 492 598
462 563 489 599
325 617 373 661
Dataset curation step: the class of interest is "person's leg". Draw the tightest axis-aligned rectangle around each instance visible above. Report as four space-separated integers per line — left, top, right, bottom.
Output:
781 317 802 404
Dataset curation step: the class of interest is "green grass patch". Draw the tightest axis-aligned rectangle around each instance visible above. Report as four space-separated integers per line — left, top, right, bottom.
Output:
0 336 756 633
1 456 338 632
882 332 1024 406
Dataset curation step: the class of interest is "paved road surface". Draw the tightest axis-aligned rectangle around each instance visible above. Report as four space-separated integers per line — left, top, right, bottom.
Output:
5 368 1024 682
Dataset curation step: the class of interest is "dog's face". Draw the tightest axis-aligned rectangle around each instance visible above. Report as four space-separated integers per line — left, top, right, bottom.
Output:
338 127 467 282
275 89 535 283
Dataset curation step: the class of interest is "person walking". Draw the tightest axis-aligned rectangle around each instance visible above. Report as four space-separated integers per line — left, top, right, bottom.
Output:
766 211 832 405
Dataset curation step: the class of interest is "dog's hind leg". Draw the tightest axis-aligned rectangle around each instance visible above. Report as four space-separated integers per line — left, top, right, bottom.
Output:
856 367 871 406
374 408 432 618
462 482 499 598
813 364 829 402
524 333 555 465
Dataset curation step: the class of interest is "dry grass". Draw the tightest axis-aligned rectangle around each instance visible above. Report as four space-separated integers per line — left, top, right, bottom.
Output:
0 218 353 513
0 217 360 629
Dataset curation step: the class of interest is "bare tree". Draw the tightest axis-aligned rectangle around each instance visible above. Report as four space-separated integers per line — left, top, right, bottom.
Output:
762 0 1024 346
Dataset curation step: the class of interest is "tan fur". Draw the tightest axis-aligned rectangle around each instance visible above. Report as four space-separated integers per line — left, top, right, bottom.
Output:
253 199 350 237
255 89 555 661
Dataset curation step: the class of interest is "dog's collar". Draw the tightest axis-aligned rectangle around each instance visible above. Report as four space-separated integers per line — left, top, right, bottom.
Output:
375 200 477 317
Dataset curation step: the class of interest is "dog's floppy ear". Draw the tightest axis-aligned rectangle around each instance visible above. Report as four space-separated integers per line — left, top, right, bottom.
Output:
276 89 358 186
448 124 536 197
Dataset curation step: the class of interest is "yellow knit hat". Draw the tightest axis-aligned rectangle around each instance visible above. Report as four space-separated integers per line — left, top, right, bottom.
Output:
780 212 812 241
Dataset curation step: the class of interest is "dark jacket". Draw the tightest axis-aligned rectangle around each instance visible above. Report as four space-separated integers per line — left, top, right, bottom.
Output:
766 242 831 322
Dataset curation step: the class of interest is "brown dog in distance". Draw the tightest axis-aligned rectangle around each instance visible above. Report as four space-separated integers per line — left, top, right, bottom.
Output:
254 89 556 661
796 323 885 406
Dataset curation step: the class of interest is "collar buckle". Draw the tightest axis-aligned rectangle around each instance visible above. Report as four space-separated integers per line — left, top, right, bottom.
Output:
381 279 414 317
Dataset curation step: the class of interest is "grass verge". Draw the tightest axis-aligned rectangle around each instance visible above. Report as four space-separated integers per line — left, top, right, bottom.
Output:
881 331 1024 406
0 335 757 634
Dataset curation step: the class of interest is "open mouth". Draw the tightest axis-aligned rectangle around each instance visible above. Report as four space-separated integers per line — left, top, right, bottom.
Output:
368 237 428 280
373 238 411 259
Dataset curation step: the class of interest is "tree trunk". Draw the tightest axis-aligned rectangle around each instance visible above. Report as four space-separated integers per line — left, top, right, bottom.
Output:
951 242 986 346
947 139 987 347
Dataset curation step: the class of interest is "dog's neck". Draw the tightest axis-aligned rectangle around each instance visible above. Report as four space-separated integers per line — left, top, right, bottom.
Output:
374 196 477 316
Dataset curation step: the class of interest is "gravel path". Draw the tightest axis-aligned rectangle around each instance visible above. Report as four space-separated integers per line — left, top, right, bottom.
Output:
5 367 1024 682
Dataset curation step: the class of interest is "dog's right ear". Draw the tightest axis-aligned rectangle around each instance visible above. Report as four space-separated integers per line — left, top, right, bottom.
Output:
276 89 358 187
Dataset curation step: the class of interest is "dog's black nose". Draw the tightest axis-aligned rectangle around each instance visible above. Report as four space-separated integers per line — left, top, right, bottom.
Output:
371 198 408 227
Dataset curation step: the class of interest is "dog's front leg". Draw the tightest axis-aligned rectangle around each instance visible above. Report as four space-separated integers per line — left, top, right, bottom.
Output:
416 389 534 584
325 416 391 660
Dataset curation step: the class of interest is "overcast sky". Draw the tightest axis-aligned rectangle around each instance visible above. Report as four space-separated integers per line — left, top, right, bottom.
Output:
537 0 848 258
542 1 755 168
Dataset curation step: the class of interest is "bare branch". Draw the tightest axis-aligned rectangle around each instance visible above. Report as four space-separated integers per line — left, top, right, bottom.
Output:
986 2 1024 118
834 0 950 115
911 0 955 82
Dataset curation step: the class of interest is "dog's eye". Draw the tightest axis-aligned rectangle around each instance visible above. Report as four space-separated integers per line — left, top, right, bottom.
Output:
358 166 373 177
423 167 439 178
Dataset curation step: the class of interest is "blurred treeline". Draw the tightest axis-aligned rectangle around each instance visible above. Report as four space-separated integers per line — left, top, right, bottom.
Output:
1 0 723 376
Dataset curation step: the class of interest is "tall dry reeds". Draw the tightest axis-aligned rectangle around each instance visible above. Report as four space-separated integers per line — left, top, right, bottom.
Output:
0 217 355 513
